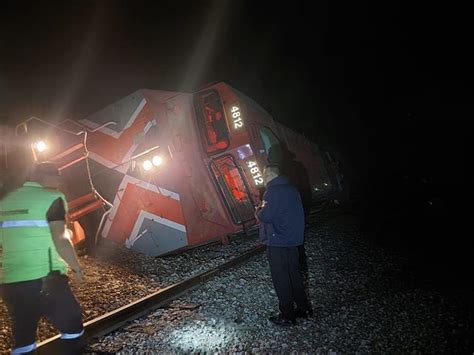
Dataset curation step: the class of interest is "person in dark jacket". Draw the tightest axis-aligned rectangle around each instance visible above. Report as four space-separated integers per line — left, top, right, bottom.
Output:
256 165 312 326
267 144 312 272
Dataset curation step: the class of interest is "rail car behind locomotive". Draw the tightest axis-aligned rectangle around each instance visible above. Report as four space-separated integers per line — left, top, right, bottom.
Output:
2 82 337 256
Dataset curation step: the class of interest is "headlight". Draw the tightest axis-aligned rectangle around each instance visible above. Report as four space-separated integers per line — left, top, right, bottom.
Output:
34 140 47 152
152 155 163 166
142 160 153 171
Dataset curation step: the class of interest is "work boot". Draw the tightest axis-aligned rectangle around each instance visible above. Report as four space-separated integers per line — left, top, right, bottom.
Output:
268 314 296 326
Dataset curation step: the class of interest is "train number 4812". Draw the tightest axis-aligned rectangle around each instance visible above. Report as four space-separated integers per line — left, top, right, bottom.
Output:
247 160 264 186
231 106 243 129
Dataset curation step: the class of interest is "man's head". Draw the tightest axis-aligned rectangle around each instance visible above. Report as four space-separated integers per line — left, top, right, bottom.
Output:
263 164 280 185
29 162 62 189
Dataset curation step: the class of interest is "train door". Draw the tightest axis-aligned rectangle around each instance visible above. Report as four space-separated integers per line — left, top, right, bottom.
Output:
209 154 255 224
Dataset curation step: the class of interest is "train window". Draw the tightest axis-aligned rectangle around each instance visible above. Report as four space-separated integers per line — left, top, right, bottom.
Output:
194 90 229 155
259 127 280 154
209 155 255 224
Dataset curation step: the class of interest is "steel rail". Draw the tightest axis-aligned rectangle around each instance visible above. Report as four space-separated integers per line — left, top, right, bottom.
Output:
36 244 265 354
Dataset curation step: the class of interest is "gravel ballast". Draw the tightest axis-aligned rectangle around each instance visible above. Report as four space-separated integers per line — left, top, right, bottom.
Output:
1 209 472 353
86 210 472 354
0 232 260 354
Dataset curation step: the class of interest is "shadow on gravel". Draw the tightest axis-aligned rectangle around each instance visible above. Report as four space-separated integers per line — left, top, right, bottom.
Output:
306 205 472 353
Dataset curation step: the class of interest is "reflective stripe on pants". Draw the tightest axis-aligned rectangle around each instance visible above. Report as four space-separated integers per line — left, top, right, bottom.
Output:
60 329 84 339
11 343 36 354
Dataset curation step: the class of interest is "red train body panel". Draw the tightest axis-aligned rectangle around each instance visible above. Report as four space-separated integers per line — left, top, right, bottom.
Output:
3 83 334 256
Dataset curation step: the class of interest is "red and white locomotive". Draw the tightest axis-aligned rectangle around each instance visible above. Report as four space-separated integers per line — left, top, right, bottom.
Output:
5 82 336 256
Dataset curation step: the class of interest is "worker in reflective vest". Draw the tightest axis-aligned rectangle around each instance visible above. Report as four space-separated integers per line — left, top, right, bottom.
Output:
0 163 85 355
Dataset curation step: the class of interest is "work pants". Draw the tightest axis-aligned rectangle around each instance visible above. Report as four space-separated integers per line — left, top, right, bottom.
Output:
298 244 308 272
1 272 84 354
267 246 310 320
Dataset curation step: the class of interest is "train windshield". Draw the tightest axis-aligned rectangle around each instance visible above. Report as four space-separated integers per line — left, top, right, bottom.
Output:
194 90 229 155
259 127 280 154
210 155 255 224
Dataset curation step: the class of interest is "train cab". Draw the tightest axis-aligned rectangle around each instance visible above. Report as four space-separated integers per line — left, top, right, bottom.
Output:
192 82 331 229
192 83 283 226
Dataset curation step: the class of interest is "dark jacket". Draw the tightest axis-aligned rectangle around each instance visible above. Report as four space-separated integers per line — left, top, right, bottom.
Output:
257 175 305 247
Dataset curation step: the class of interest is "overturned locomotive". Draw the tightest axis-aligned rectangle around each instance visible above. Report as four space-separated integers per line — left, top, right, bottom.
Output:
1 82 340 256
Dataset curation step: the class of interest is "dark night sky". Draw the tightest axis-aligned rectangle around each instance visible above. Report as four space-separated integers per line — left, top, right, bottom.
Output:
1 1 472 248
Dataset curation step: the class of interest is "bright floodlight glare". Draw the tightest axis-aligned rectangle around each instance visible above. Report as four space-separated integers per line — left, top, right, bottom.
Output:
35 140 47 152
167 323 234 352
143 160 153 171
152 155 163 166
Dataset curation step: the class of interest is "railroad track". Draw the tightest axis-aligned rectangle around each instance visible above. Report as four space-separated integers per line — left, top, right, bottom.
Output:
36 244 266 354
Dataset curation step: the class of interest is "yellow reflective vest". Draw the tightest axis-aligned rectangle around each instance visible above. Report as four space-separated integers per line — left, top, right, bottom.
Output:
0 182 67 284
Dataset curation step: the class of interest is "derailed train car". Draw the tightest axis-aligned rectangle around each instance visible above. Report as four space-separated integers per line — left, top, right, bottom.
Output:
6 82 335 256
